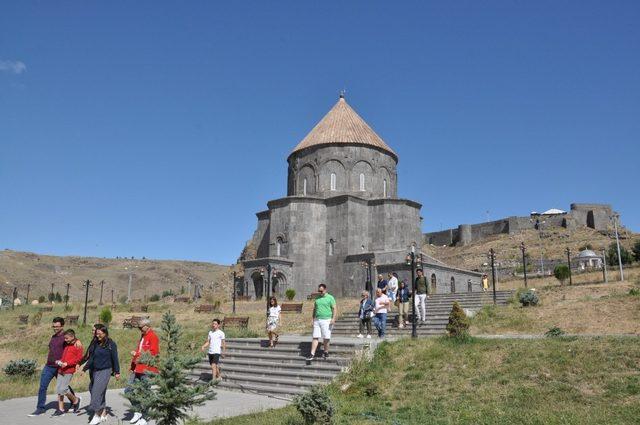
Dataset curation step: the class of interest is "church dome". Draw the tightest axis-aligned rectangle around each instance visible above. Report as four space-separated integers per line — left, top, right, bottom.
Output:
289 95 397 161
578 249 598 258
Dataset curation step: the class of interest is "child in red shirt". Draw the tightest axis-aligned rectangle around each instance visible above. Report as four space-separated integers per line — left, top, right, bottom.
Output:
53 330 83 416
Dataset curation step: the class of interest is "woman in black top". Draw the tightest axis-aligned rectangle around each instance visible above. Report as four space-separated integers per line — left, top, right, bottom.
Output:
85 325 120 425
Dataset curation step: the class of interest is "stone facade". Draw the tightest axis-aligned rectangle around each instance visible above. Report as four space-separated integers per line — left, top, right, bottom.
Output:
241 96 482 299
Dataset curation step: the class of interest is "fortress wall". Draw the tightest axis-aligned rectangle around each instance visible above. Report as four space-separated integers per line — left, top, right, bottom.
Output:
424 228 457 246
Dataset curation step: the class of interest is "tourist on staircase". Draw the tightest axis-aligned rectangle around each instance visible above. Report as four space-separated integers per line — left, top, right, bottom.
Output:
373 288 391 338
201 318 226 381
306 283 336 361
127 318 159 425
267 297 281 348
387 272 399 307
414 269 429 323
376 274 388 294
356 290 374 339
397 281 411 328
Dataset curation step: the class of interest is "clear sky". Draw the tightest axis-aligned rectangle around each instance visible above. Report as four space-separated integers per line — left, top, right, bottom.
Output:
1 1 639 265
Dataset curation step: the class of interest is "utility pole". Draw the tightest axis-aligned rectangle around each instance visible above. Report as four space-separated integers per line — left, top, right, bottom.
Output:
566 248 573 286
26 283 31 304
82 280 92 326
612 214 624 281
520 242 528 288
232 271 237 314
50 282 54 301
111 289 114 305
602 248 608 283
99 280 105 305
489 249 497 305
12 287 17 310
65 283 70 308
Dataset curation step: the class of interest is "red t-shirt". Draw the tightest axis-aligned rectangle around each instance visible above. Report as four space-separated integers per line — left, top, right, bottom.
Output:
59 344 83 375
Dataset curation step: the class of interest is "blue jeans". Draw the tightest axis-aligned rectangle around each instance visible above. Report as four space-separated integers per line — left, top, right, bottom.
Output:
374 313 387 337
37 365 58 409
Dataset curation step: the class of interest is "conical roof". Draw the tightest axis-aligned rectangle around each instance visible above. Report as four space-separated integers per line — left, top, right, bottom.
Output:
290 95 397 160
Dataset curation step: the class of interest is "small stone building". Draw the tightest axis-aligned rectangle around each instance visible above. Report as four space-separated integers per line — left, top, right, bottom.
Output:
242 95 481 299
575 249 603 270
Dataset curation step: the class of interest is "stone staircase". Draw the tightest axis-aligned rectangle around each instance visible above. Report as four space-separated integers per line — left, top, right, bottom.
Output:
188 336 372 399
331 290 514 337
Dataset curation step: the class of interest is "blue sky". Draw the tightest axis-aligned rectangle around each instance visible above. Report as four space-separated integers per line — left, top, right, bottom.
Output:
1 1 639 264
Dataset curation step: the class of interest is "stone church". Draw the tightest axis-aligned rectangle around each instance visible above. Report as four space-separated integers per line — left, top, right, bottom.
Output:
241 95 481 299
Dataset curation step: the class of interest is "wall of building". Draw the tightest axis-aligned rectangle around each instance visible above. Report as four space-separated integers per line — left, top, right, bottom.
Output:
287 145 398 199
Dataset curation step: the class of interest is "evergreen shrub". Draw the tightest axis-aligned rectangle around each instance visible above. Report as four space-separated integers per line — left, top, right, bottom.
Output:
4 359 37 377
446 301 470 339
285 289 296 301
293 385 334 425
519 290 539 307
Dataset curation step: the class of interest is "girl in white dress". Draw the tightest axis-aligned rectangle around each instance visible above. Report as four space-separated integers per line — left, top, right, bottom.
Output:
267 297 281 348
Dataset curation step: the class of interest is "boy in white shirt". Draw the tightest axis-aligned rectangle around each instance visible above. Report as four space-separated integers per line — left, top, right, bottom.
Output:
201 319 226 381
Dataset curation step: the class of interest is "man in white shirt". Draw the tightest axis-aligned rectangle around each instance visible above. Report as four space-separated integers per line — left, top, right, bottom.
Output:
201 319 226 381
387 272 399 305
373 288 391 338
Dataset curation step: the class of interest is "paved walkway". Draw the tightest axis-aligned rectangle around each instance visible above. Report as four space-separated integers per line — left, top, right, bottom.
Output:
0 388 289 425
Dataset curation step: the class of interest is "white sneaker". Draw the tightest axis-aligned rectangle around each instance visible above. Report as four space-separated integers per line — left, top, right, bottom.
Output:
136 418 148 425
100 414 108 423
130 412 143 423
89 415 102 425
356 334 363 338
366 334 371 339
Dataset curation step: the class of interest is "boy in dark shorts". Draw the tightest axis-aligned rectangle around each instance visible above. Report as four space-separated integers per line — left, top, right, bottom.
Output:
201 319 226 381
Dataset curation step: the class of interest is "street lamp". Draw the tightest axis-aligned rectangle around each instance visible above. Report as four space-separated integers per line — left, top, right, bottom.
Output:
489 249 497 305
82 280 93 326
611 214 624 281
405 247 422 339
520 242 528 288
565 248 573 286
232 271 237 315
602 248 608 283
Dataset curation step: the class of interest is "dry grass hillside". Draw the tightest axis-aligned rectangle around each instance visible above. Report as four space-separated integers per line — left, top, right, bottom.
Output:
423 226 639 271
0 250 233 304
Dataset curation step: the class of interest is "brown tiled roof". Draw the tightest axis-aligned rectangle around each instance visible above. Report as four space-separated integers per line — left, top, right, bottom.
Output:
290 96 397 159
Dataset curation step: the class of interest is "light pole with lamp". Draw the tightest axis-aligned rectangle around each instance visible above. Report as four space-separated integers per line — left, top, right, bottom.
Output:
602 248 608 283
232 271 237 315
520 242 528 288
612 213 624 281
489 249 497 305
82 280 92 326
405 246 422 339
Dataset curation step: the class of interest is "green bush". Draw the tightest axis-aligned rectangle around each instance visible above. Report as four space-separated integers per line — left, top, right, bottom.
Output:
446 302 469 340
554 264 570 286
54 292 62 303
293 385 334 425
161 290 174 298
545 327 565 337
607 243 633 266
149 294 161 302
632 241 640 262
519 290 539 307
47 292 55 302
4 359 37 377
629 288 640 297
38 295 46 303
285 289 296 301
99 307 112 325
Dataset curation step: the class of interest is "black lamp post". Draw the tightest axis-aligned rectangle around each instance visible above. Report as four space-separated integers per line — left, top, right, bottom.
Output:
99 280 105 305
566 248 573 286
489 249 497 305
65 283 70 308
361 259 374 300
232 271 237 315
82 280 92 326
405 249 422 339
520 242 528 288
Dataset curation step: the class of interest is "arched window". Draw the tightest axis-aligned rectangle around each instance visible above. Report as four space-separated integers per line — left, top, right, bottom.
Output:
450 276 456 293
329 239 335 256
431 273 437 293
276 237 283 257
359 173 365 191
303 178 307 196
383 179 387 198
330 173 336 191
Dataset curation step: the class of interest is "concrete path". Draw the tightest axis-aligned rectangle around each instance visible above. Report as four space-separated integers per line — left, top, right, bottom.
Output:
0 388 289 425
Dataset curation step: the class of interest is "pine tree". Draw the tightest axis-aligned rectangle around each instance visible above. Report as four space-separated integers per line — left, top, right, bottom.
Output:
446 301 470 339
124 311 215 425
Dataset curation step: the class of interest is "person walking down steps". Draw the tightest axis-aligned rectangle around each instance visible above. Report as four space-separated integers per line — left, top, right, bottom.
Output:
306 283 336 361
357 290 374 339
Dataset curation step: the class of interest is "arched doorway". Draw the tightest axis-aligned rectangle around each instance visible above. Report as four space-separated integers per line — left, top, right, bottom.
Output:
467 279 473 293
450 276 456 293
251 271 264 299
430 273 437 294
271 272 287 295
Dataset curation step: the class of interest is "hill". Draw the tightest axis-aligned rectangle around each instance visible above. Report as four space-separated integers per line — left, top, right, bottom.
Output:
0 249 232 304
422 226 639 272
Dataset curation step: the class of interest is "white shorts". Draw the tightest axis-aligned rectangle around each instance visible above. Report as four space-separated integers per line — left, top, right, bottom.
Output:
312 319 332 339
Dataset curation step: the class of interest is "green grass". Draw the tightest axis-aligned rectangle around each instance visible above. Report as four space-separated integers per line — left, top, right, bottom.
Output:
208 336 640 425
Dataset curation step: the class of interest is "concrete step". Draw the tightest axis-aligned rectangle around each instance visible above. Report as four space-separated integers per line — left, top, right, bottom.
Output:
215 357 345 373
214 380 306 398
222 372 329 389
220 350 350 366
225 338 361 349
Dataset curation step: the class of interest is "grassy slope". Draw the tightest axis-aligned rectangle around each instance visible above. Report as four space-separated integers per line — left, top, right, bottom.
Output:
210 337 640 425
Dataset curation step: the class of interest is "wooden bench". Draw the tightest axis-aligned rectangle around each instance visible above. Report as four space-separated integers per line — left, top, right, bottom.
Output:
194 304 215 313
222 316 249 329
281 303 303 313
65 315 79 325
18 315 29 324
307 292 322 300
39 306 53 312
122 315 150 329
